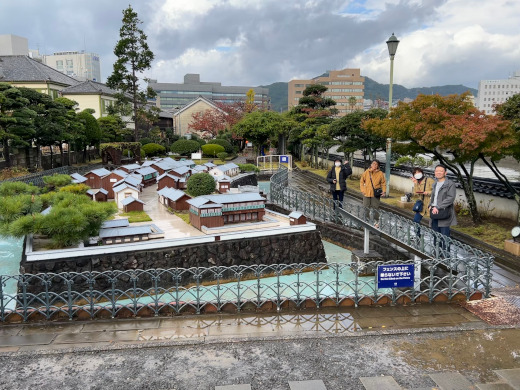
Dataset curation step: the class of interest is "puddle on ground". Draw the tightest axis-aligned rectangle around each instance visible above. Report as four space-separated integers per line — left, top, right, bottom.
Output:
393 329 520 382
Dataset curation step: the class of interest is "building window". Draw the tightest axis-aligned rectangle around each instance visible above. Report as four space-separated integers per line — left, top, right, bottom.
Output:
66 59 73 68
56 60 63 69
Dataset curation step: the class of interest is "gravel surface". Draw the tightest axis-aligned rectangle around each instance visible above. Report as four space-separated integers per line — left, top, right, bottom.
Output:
2 329 520 390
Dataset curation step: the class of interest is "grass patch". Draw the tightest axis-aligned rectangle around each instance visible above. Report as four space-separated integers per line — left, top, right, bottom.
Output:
119 211 152 223
174 211 190 224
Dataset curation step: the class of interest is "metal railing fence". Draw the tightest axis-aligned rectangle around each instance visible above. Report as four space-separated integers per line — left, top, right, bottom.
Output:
0 164 102 187
0 258 486 322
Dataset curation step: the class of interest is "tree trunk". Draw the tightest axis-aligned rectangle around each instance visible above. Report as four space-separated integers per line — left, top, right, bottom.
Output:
3 139 11 168
37 144 42 170
58 143 64 167
49 145 54 169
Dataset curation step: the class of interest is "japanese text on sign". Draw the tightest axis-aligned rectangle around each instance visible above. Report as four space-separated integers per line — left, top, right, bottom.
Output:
377 264 414 289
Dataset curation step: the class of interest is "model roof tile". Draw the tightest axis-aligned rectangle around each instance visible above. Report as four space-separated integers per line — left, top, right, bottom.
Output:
88 168 111 177
120 196 145 206
158 187 190 202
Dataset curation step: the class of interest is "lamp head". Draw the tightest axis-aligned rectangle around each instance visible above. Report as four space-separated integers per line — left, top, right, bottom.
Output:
386 33 400 58
512 226 520 242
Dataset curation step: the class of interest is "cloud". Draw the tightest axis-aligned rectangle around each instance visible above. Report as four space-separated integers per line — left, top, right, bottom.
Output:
1 0 519 90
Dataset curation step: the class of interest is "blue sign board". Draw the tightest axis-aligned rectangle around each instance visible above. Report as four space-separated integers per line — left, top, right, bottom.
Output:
377 264 414 289
280 155 289 163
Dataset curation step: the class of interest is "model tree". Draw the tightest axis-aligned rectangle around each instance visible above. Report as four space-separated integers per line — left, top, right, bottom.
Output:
107 5 156 141
187 173 216 197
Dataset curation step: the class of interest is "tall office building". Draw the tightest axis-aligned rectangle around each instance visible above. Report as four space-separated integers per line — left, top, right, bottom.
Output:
476 71 520 115
43 51 101 81
149 74 270 110
288 68 364 116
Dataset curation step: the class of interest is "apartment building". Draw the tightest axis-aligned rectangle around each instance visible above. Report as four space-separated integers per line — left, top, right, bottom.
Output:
43 51 101 81
476 70 520 115
149 74 270 110
288 68 365 116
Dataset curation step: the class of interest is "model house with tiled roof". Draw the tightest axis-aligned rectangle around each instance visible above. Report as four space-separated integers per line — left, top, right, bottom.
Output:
134 166 158 187
209 163 240 177
113 183 140 209
70 172 87 184
157 187 191 211
215 175 232 193
187 192 266 230
121 196 145 213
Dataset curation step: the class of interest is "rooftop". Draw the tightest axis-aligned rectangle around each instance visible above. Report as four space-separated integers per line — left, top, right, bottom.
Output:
0 55 80 86
60 80 118 96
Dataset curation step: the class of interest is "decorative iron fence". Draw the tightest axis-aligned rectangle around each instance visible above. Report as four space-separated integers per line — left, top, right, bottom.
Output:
0 258 487 322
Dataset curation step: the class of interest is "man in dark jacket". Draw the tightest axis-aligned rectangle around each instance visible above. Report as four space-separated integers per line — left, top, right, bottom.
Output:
429 164 457 252
326 158 352 208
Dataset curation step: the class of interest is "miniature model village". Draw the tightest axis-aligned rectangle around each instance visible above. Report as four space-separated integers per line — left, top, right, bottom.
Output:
59 156 307 247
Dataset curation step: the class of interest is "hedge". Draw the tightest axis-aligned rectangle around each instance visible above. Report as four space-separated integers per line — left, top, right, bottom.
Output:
171 139 200 155
201 144 225 157
142 143 166 157
207 139 233 153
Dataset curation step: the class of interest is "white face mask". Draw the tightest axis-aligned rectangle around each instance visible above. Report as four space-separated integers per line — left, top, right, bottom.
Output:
335 162 341 167
414 173 423 180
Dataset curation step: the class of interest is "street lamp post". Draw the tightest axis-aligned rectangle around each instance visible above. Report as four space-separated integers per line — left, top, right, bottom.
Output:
385 33 399 197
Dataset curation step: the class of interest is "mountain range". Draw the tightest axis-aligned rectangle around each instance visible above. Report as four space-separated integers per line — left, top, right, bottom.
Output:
260 77 478 113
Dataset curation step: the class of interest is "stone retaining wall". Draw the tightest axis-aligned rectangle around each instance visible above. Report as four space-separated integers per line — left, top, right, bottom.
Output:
21 230 326 293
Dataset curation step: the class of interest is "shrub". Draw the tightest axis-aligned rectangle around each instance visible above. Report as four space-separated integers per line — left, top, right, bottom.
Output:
139 137 152 146
0 181 40 197
142 143 166 157
201 144 225 157
207 139 233 153
59 184 90 195
217 152 228 162
170 139 200 155
238 163 260 173
43 174 72 189
186 173 216 197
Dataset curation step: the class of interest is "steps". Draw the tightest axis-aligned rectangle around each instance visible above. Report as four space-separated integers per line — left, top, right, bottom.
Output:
213 369 520 389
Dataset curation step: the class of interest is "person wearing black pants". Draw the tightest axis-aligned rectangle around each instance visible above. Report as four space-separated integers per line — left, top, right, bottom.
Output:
326 158 352 209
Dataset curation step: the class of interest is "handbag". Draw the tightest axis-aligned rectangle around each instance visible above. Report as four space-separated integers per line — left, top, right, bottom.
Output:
369 173 383 198
412 179 428 212
430 206 452 220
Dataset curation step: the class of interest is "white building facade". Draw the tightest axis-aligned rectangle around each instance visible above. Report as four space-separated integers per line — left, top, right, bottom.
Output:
43 51 101 81
476 71 520 115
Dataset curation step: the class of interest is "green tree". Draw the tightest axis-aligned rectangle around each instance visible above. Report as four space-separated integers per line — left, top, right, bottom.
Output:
0 83 37 167
202 144 225 157
233 111 284 155
329 108 387 167
106 5 156 141
77 109 102 162
363 93 513 224
186 173 216 197
289 84 337 167
206 138 233 153
98 115 129 142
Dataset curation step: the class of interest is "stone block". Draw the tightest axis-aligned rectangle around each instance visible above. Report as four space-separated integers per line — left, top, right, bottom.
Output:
504 240 520 257
359 376 401 390
397 200 414 210
429 372 474 389
351 250 383 277
288 380 327 390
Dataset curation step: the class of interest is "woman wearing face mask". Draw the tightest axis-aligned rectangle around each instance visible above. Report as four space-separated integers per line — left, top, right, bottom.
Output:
326 158 352 208
411 167 433 234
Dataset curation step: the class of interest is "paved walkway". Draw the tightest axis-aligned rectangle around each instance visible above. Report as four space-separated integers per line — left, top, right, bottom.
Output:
0 304 484 353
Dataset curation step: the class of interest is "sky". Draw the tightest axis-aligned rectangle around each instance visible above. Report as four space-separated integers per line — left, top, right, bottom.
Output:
1 0 520 89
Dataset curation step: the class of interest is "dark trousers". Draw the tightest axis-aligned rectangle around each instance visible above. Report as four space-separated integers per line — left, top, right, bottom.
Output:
431 218 451 252
413 212 423 236
331 190 345 209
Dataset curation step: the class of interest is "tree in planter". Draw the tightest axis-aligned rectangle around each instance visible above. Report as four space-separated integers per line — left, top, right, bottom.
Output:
363 93 513 224
106 5 156 141
186 173 216 197
170 139 200 155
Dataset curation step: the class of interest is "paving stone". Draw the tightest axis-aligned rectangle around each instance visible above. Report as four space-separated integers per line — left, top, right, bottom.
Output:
476 382 516 390
18 324 83 336
288 380 328 390
495 369 520 390
215 385 252 390
139 327 207 341
428 372 475 389
81 318 160 333
53 330 138 344
360 376 401 390
0 333 55 347
393 314 466 326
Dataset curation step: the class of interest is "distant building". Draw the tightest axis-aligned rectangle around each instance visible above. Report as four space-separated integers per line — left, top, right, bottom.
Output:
476 70 520 115
0 55 79 99
0 34 28 56
42 51 101 81
149 73 270 111
172 96 227 137
60 80 118 119
288 68 365 116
